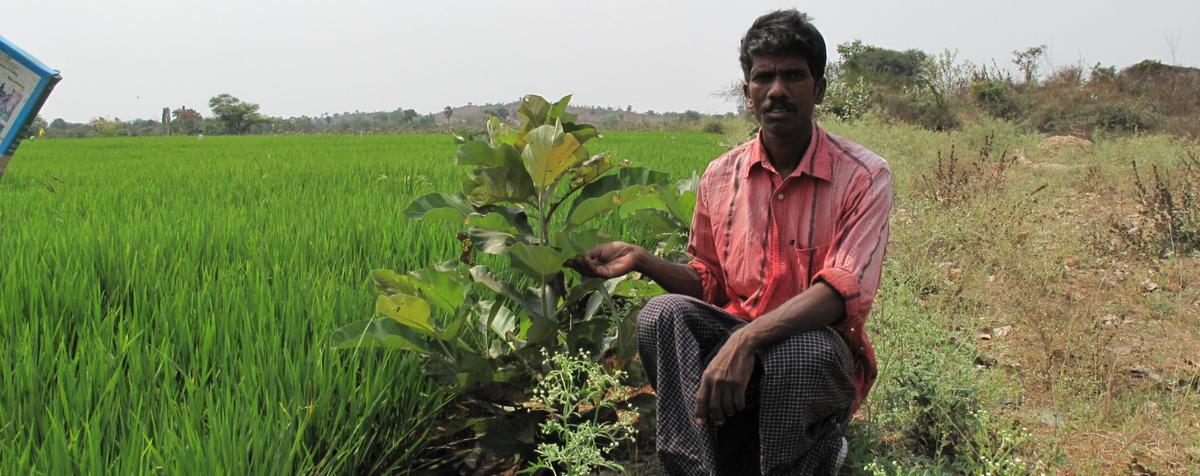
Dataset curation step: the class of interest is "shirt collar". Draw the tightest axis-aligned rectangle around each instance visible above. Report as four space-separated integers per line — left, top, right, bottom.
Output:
742 121 832 182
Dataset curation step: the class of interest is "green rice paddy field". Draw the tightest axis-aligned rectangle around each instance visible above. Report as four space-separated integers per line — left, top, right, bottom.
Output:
0 133 727 475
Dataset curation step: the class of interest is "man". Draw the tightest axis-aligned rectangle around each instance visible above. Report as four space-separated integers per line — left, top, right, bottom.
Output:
570 9 891 476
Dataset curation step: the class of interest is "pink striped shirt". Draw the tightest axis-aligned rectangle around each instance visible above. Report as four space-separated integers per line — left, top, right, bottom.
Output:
687 122 892 412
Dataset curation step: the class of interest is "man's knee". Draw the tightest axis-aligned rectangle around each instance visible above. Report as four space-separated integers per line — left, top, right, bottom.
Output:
636 294 697 333
760 328 852 383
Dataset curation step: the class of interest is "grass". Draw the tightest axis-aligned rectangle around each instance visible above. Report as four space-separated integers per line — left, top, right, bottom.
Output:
1 135 469 474
4 126 1199 475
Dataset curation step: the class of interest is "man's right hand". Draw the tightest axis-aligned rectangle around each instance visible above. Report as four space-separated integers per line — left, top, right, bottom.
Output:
565 241 645 279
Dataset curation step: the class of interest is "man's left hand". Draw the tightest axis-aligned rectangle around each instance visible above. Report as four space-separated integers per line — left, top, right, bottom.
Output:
694 330 757 426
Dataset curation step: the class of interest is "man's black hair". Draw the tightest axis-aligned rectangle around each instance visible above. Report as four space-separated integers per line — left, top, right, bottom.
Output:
739 9 827 81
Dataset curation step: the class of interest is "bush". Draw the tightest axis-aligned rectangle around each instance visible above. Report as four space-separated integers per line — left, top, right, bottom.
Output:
971 81 1022 120
598 113 624 127
1113 152 1200 256
823 76 873 121
891 91 960 131
1090 103 1149 133
699 117 724 134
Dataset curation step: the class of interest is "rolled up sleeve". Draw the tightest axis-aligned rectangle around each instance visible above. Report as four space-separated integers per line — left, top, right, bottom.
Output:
812 168 892 333
687 175 730 307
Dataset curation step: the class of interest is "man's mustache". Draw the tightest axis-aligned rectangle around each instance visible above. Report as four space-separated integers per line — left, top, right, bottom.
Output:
762 101 797 113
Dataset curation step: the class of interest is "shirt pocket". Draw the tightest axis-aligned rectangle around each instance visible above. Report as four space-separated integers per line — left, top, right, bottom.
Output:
792 244 831 284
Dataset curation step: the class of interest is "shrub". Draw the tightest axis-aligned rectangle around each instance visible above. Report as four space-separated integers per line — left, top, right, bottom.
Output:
1113 151 1200 256
971 81 1022 121
699 117 725 134
1090 103 1149 133
598 113 624 127
330 94 695 470
823 76 873 121
891 89 960 131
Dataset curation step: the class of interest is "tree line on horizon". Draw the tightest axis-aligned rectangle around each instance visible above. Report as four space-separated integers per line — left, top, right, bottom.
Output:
25 94 712 139
24 39 1199 141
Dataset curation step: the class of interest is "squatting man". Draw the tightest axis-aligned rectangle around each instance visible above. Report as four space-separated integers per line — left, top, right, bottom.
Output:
568 9 892 476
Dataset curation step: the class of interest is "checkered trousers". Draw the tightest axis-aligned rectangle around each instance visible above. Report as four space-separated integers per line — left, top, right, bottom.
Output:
638 294 857 476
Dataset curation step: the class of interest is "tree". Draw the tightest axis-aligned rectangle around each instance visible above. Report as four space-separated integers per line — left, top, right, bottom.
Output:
172 106 203 135
208 94 266 135
483 107 510 121
402 109 419 123
443 106 454 120
18 115 48 138
1012 45 1048 85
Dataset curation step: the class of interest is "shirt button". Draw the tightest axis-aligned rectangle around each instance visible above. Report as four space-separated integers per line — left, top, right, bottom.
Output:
777 194 785 200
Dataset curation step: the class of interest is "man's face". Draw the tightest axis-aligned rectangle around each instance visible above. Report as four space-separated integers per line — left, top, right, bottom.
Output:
743 54 827 140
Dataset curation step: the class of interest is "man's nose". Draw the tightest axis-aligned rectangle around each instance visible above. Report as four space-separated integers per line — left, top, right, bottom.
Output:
767 76 790 101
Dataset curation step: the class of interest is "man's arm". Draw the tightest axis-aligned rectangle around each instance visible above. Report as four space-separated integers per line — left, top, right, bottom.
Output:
693 282 844 426
697 165 893 426
566 242 704 299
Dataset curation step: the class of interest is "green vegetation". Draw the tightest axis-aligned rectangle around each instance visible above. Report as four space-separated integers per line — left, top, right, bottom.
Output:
331 95 694 473
820 40 1200 139
5 117 1198 474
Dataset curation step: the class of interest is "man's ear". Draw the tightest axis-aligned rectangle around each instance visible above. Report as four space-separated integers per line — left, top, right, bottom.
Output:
814 77 827 105
742 82 754 111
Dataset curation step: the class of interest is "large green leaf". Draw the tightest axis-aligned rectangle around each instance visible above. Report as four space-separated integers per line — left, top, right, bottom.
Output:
562 122 599 145
519 286 561 346
486 117 518 146
566 151 616 189
563 276 606 308
478 300 518 338
410 267 467 315
370 269 418 296
568 167 671 217
565 319 609 357
478 415 538 455
514 95 552 149
548 94 572 121
405 192 476 223
565 184 659 231
625 207 683 234
613 303 644 365
458 142 536 206
521 122 583 190
550 228 610 258
524 315 560 346
376 293 435 332
468 205 533 237
506 243 568 282
470 266 538 319
676 189 697 229
469 227 521 255
453 128 489 144
329 318 432 353
456 140 506 167
614 277 665 298
676 170 700 193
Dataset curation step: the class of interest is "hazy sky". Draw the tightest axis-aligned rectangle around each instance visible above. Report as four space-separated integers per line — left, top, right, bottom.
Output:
4 0 1197 123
